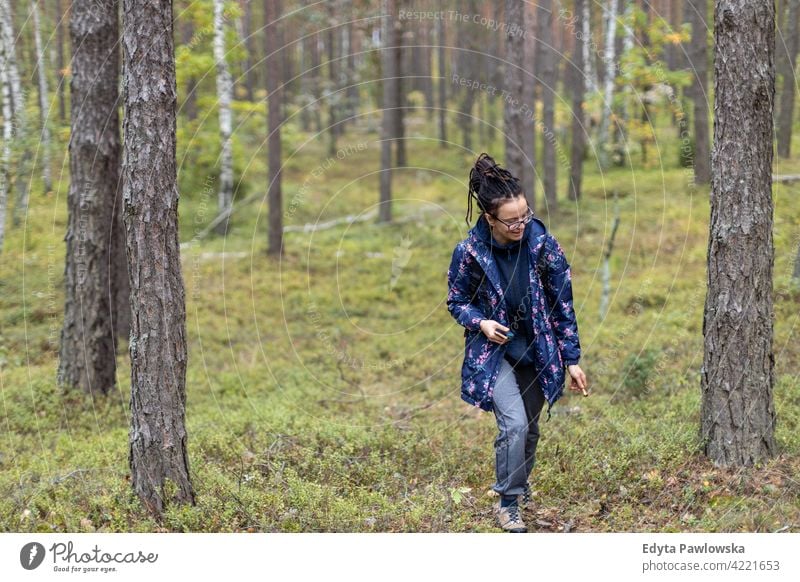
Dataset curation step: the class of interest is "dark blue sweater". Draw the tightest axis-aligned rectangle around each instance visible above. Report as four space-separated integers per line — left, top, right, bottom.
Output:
486 225 537 367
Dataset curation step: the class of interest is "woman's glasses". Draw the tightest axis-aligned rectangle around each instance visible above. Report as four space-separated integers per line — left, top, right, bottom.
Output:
491 208 534 231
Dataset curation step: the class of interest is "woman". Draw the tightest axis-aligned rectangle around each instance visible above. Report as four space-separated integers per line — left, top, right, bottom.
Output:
446 153 589 533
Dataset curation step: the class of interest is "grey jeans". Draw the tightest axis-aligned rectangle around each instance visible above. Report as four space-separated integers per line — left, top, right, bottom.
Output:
491 357 547 497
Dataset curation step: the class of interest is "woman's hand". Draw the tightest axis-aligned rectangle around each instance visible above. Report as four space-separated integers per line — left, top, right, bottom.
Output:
479 320 511 344
567 364 589 396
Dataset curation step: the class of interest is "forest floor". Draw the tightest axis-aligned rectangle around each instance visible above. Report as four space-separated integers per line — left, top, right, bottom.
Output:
2 121 800 532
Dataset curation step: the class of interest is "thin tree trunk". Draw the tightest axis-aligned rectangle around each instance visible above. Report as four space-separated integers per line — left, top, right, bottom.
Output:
436 15 446 147
686 0 711 183
55 0 66 121
504 0 526 188
538 0 557 211
568 0 586 202
242 0 256 101
582 0 597 95
379 0 396 223
1 0 31 227
597 0 618 170
122 0 195 517
702 0 777 466
214 0 234 236
327 1 339 156
181 16 198 120
32 0 52 194
777 0 799 158
0 50 10 252
265 0 283 256
521 1 536 207
393 1 406 167
57 0 120 395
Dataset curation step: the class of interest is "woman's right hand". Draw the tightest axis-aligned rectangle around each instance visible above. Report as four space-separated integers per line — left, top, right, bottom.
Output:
479 320 511 344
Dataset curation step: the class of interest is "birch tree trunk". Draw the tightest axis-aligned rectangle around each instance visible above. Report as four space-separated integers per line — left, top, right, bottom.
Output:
31 0 52 194
0 0 31 227
0 53 10 252
597 0 618 170
122 0 195 516
701 0 777 466
57 0 120 395
213 0 234 236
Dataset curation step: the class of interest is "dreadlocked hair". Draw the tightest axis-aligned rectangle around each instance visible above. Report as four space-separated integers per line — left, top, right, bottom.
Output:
465 153 523 226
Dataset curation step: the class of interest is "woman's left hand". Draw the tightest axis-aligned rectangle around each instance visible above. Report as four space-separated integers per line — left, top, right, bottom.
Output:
567 364 588 396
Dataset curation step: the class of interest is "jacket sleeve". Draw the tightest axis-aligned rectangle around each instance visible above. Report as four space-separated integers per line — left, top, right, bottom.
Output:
446 242 487 332
541 233 581 366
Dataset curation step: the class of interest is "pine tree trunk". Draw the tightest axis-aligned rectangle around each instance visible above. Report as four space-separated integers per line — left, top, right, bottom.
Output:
686 0 711 184
702 0 777 467
538 0 557 212
777 0 799 158
504 0 526 184
379 0 396 223
180 16 198 121
57 0 120 396
327 1 339 157
521 1 536 208
568 0 586 202
32 0 53 194
393 2 406 167
436 15 447 147
265 0 283 256
214 0 234 236
122 0 195 516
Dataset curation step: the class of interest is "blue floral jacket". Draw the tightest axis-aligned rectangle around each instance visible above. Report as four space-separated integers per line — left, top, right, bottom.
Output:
446 214 581 418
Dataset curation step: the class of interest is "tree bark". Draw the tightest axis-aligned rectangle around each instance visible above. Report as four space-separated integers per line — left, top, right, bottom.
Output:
265 0 284 256
122 0 195 516
568 0 586 202
436 14 447 147
32 0 53 194
504 0 526 191
55 0 67 121
57 0 120 396
538 0 557 211
180 14 197 121
379 0 396 223
0 39 11 253
597 0 618 170
214 0 235 236
241 0 256 101
393 0 406 167
777 0 799 158
702 0 777 466
686 0 711 184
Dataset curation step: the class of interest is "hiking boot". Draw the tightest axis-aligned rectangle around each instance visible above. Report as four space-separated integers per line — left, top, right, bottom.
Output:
494 501 527 533
517 486 532 507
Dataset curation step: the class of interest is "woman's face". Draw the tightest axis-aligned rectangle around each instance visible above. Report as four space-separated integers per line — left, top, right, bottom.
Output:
485 196 531 245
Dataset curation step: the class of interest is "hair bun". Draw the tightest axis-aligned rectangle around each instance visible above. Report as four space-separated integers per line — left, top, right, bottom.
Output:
474 153 499 177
